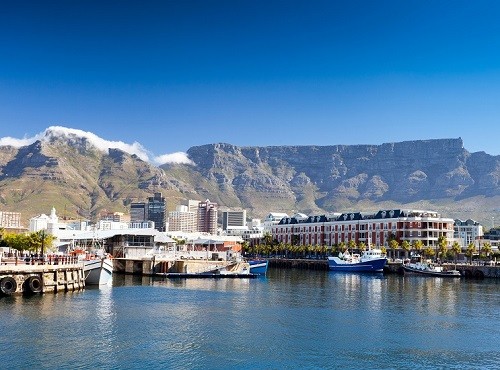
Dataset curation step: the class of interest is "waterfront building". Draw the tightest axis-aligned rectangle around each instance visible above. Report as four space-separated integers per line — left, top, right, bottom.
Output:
147 192 167 232
454 218 483 248
197 199 218 234
262 212 289 234
224 226 264 246
272 209 455 254
168 205 197 233
222 210 247 230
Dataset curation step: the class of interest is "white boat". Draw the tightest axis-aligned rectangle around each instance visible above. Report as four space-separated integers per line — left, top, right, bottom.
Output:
328 248 387 272
83 256 113 285
403 262 461 277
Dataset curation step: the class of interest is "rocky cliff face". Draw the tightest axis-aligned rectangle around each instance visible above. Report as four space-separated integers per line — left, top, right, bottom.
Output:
1 133 499 226
178 138 500 223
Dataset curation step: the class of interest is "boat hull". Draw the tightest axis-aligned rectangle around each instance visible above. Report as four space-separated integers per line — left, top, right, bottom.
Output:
84 258 113 285
328 257 387 272
402 265 461 277
248 260 268 275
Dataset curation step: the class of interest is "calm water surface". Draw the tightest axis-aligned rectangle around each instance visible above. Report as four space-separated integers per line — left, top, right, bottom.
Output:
1 269 499 369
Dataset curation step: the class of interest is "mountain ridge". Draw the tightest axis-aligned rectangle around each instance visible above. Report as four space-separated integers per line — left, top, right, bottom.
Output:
0 129 499 228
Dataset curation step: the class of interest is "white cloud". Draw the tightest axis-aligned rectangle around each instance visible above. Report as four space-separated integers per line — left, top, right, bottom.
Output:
43 126 152 162
0 126 194 166
154 152 194 165
0 136 38 147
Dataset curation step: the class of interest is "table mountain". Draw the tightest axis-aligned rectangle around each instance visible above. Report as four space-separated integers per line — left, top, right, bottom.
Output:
0 129 498 227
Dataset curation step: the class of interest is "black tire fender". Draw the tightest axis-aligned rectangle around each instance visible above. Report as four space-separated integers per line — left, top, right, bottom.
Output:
1 276 18 295
26 275 43 294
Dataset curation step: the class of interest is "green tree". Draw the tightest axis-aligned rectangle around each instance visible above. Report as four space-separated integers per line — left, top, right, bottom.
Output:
263 232 273 246
451 241 461 264
358 241 366 253
380 246 387 256
389 239 399 260
481 242 492 262
401 240 411 260
424 246 435 259
412 240 424 257
465 243 476 264
437 235 447 261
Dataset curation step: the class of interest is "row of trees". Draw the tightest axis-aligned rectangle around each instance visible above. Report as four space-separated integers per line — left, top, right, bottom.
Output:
243 233 496 263
0 228 55 255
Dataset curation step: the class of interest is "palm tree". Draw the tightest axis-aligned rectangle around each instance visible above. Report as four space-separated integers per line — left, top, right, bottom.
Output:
481 242 492 263
401 240 411 260
358 241 366 253
424 246 435 260
338 242 347 254
437 235 447 262
380 246 387 256
263 232 273 247
412 240 424 258
465 243 476 264
241 241 250 256
319 245 328 259
347 239 356 252
451 241 461 264
389 239 399 260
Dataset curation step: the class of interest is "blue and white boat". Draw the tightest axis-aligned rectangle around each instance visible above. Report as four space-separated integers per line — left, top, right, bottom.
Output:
248 259 268 275
328 248 387 272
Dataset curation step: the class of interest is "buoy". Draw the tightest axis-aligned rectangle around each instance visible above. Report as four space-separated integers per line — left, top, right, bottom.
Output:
0 276 18 295
25 275 43 294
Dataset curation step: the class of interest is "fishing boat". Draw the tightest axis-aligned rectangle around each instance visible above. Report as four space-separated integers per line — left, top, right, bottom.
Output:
71 248 113 285
83 255 113 285
402 261 461 277
247 259 269 275
328 248 387 272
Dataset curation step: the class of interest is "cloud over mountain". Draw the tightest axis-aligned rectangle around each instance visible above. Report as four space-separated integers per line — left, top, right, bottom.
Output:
0 126 192 166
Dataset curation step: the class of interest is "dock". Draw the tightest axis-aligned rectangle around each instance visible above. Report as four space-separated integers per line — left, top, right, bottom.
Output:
0 259 85 296
113 257 252 277
158 272 258 279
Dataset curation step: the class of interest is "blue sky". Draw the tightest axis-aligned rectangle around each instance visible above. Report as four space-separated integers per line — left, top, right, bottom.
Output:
1 0 500 158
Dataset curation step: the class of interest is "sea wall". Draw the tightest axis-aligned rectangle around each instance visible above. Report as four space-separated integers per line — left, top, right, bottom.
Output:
0 264 85 295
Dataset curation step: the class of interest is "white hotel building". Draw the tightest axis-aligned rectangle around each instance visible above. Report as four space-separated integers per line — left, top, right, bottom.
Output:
272 209 455 249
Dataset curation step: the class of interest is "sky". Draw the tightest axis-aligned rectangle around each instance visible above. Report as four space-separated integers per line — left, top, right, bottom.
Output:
1 0 500 162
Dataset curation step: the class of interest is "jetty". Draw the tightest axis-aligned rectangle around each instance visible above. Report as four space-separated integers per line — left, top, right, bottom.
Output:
113 256 254 278
0 256 85 296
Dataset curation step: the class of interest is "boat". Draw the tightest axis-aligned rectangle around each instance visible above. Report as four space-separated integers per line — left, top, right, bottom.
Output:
247 259 268 275
403 261 461 277
83 255 113 285
328 248 387 272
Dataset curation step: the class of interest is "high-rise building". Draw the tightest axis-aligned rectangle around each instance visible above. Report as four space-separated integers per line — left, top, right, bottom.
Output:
130 202 147 223
147 192 166 232
197 199 218 234
168 205 197 233
185 199 200 213
222 210 247 230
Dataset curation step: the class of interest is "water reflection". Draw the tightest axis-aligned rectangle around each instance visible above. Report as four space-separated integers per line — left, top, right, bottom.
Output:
2 269 499 369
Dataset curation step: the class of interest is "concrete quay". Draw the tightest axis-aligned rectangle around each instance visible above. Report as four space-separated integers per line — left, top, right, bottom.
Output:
268 258 500 279
0 262 85 296
113 257 251 276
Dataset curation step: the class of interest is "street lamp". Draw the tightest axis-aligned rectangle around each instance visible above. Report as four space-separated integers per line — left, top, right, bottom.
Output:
40 229 45 256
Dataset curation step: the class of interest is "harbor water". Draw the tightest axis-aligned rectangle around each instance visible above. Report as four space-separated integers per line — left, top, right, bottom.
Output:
1 268 499 369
